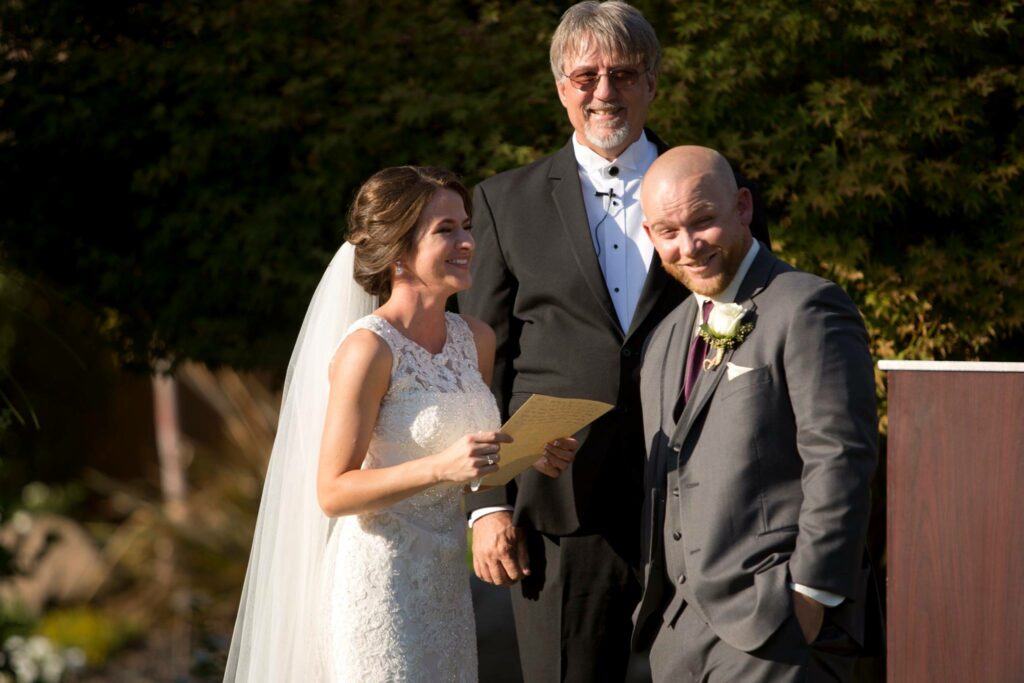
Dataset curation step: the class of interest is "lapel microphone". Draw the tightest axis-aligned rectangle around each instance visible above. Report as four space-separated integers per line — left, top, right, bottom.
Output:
592 189 617 259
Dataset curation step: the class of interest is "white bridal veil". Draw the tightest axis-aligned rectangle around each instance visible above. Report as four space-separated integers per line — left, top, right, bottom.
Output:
223 242 378 682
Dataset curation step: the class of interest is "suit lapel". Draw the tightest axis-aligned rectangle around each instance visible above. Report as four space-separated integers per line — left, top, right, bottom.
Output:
670 244 778 444
672 335 736 441
662 298 696 434
643 315 684 494
549 143 621 334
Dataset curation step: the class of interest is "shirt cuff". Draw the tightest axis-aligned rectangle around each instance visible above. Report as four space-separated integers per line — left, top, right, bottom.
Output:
789 582 845 607
467 505 514 528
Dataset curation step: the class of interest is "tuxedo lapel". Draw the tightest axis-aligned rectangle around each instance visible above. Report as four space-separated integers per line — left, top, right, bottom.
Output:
549 144 621 334
625 259 670 341
645 128 671 156
624 129 672 343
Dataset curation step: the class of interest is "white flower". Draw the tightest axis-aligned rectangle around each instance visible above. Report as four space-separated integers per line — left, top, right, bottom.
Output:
698 302 755 370
63 648 86 671
11 656 38 683
4 635 65 683
11 511 32 535
40 656 63 683
24 637 50 659
706 302 746 337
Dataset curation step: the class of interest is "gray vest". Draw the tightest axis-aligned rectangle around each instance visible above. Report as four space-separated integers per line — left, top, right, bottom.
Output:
661 449 706 627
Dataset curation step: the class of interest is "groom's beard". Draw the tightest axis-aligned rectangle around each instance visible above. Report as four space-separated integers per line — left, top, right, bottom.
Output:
662 241 746 297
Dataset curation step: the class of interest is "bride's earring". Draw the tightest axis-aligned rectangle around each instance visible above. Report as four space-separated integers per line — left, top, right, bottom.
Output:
394 261 404 276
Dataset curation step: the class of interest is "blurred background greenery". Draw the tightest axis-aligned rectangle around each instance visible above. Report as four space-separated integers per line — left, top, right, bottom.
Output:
0 0 1021 680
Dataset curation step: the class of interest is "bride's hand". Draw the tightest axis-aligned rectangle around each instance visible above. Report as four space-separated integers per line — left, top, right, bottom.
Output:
532 437 579 478
432 431 512 484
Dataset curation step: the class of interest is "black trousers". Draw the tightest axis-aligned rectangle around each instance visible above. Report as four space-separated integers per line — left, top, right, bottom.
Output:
510 529 643 683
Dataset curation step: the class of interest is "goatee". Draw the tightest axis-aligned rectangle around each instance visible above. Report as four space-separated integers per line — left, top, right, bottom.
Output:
585 121 631 153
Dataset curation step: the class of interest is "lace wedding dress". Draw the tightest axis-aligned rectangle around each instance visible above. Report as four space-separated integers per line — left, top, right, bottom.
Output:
322 311 499 682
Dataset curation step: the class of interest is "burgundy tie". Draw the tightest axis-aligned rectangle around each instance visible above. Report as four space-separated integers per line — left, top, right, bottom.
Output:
682 300 714 406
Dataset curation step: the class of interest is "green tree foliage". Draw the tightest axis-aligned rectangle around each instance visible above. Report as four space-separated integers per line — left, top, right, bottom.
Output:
1 0 1021 373
654 0 1024 364
0 0 561 370
0 272 23 440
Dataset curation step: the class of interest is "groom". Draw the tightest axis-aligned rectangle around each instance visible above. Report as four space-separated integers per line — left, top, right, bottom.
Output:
633 146 881 681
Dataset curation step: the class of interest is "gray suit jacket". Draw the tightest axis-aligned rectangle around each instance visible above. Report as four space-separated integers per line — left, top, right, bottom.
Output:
633 245 879 653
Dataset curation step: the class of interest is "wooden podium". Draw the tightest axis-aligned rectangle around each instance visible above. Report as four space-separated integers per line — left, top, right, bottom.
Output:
880 361 1024 682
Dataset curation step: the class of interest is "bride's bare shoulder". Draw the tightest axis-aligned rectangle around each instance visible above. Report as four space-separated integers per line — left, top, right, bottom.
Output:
329 328 393 386
458 314 495 347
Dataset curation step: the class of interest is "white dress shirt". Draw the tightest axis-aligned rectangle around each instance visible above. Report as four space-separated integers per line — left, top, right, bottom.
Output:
691 239 761 322
573 132 658 332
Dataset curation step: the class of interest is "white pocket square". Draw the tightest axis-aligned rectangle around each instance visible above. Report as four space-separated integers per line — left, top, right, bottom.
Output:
726 362 755 381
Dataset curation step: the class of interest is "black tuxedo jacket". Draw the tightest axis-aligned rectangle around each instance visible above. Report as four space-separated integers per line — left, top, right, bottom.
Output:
458 131 769 542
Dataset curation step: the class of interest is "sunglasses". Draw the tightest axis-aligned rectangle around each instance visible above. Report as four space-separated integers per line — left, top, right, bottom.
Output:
561 66 648 91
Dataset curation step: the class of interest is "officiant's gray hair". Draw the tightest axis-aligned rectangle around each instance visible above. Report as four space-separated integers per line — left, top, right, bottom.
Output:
347 166 470 299
550 1 661 80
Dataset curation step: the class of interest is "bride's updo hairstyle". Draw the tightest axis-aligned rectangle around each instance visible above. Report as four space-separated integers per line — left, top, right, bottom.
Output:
347 166 471 299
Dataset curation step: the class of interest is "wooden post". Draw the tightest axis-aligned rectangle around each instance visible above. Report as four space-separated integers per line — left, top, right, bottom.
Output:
151 360 190 679
880 361 1024 682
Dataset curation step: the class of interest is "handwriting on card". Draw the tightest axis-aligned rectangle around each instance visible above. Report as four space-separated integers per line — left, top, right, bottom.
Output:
476 395 614 487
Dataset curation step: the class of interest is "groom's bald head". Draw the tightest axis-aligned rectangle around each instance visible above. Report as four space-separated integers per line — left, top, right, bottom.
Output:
641 146 753 296
641 146 739 212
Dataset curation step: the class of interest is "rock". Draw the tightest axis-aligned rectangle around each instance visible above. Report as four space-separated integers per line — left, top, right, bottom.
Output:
0 513 107 616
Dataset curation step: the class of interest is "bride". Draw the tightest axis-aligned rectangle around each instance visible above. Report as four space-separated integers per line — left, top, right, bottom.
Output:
223 166 577 682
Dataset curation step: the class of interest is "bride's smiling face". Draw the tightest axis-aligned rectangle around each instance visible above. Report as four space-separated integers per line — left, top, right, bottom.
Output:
400 189 474 296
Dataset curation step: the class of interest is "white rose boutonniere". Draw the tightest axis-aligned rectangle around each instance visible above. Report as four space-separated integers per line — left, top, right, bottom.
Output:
699 302 754 370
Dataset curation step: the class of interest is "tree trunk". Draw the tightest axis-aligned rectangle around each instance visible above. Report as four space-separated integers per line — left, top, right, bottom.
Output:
152 364 188 525
151 361 190 678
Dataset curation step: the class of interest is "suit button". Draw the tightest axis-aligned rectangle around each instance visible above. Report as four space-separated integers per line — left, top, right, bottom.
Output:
621 348 632 357
672 487 679 497
672 531 682 541
678 574 686 584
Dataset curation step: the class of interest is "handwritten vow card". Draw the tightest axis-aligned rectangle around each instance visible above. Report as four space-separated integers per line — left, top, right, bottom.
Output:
477 394 614 487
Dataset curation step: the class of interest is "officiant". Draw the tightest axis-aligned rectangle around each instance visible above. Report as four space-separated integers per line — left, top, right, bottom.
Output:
457 2 770 680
